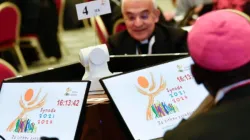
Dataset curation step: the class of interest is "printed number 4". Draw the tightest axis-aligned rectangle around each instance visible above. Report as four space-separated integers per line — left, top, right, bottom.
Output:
83 6 88 15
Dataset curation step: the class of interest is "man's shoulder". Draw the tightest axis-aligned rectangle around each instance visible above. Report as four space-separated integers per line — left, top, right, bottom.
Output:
164 102 250 140
109 30 128 41
108 30 130 47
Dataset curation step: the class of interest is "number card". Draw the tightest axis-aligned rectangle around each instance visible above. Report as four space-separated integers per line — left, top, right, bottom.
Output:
76 0 111 20
0 81 90 140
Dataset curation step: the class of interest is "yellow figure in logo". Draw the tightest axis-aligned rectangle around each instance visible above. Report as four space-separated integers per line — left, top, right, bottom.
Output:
136 73 166 120
6 88 47 132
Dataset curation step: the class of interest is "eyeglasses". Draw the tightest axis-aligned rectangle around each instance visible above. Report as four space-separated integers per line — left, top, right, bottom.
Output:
124 11 154 23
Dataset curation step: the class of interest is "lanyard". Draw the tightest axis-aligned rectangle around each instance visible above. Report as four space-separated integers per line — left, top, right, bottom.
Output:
136 36 155 55
215 79 250 104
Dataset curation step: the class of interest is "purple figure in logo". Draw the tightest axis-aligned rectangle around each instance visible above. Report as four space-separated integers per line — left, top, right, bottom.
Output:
161 102 169 115
19 119 24 132
14 118 20 132
156 102 165 117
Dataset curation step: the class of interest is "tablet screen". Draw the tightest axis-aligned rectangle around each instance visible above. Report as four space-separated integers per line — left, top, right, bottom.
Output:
101 57 208 140
0 81 90 140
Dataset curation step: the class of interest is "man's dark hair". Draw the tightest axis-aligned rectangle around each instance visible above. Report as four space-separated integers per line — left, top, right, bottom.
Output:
192 62 250 96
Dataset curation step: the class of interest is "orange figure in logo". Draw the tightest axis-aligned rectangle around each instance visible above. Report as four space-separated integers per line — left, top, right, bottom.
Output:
6 88 47 132
136 73 166 120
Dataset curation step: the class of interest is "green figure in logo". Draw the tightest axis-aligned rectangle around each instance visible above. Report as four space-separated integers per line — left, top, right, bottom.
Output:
169 104 176 113
14 118 20 132
151 105 159 118
173 104 179 112
168 103 174 114
29 123 35 133
33 124 37 133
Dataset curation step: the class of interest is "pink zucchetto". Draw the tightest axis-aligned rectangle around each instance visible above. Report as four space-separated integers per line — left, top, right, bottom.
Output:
188 10 250 71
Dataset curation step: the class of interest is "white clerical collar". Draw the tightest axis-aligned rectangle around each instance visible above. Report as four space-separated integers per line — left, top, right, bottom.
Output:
215 79 250 104
140 39 149 44
136 36 155 55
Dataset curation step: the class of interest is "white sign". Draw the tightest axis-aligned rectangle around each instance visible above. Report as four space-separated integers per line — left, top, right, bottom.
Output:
0 82 90 140
101 57 209 140
182 26 193 32
76 0 111 20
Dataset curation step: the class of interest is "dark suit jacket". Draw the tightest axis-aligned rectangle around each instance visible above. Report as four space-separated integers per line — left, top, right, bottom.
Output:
164 84 250 140
107 23 188 55
14 0 41 34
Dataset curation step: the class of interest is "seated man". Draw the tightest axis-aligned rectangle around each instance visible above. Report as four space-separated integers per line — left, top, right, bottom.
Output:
107 0 188 55
164 10 250 139
164 0 213 21
214 0 250 16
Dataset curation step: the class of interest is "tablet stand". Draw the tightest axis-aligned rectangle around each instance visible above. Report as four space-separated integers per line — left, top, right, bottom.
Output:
79 44 113 94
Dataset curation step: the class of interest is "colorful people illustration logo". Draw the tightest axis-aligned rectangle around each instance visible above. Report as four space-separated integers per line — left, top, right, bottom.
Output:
151 101 179 118
6 88 47 132
13 115 37 133
136 73 167 120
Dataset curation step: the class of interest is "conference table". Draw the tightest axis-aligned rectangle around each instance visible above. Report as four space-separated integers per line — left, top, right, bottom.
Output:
6 54 189 140
81 94 128 140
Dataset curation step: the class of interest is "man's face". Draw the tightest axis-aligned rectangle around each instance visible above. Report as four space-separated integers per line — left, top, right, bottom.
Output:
122 0 159 41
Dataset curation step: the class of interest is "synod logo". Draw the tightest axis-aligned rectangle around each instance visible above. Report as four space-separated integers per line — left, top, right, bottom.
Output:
136 73 168 120
136 73 179 120
6 88 47 133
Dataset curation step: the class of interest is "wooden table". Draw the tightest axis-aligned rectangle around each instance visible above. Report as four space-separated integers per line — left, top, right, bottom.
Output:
81 94 128 140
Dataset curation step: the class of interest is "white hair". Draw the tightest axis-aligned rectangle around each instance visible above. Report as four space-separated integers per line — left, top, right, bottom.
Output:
121 0 158 13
